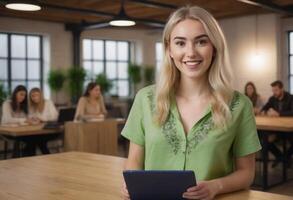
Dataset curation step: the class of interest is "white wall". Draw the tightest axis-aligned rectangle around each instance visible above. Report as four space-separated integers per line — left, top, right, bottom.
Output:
219 14 281 99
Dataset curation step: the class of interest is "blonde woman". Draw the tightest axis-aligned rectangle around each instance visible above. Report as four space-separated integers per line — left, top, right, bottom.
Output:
122 6 261 200
74 82 107 121
29 87 58 123
26 87 58 156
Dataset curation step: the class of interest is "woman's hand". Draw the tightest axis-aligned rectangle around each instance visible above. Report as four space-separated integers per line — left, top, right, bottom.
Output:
183 180 221 200
121 181 130 200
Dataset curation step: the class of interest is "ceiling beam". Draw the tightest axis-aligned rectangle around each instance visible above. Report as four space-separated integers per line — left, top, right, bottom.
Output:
237 0 293 14
39 2 116 18
129 0 177 10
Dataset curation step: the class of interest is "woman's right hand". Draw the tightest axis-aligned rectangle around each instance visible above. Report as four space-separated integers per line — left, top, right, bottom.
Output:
121 181 130 200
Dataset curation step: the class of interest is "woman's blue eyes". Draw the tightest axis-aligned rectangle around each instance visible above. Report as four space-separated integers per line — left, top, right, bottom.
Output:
175 39 208 47
175 41 185 46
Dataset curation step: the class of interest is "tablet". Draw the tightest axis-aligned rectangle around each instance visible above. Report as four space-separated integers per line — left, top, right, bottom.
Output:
123 170 196 200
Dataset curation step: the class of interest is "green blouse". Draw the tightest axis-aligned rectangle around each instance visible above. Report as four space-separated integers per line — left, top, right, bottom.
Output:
122 85 261 181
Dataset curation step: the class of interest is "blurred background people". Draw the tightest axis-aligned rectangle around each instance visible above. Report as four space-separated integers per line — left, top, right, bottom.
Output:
1 85 28 124
244 81 264 115
74 82 107 121
261 80 293 117
28 87 58 123
21 87 59 156
261 80 293 167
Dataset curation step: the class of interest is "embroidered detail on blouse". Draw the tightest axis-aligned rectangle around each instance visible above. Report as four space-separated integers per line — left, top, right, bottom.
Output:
162 113 183 154
147 88 182 155
186 117 213 154
230 91 240 112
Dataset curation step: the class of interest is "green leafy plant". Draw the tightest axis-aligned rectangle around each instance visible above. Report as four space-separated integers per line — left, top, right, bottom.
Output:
95 73 113 94
47 69 66 103
0 83 8 105
143 66 155 85
67 67 86 104
128 63 142 94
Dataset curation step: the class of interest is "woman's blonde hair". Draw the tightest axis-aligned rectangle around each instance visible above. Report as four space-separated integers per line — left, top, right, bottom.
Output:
155 6 234 127
29 87 45 113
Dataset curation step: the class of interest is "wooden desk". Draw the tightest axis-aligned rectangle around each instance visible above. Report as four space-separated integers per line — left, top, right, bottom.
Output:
0 124 63 158
255 116 293 190
0 124 63 137
64 119 122 156
0 152 291 200
256 116 293 132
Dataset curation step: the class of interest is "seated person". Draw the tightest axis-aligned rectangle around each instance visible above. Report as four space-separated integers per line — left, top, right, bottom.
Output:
261 80 293 167
261 80 293 116
23 87 59 156
28 87 58 123
1 85 28 124
244 81 264 115
74 82 107 121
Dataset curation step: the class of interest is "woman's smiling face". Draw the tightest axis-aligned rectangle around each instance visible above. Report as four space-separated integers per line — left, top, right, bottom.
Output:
169 19 214 80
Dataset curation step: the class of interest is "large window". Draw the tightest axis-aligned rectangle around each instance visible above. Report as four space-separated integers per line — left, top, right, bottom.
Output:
0 33 43 93
289 32 293 94
155 42 163 71
82 39 130 97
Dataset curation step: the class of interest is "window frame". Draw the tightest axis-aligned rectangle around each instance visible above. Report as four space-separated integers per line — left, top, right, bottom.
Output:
288 32 293 94
82 39 131 97
0 32 43 93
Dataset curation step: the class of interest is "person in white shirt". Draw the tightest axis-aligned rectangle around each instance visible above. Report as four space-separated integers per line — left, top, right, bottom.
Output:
28 87 58 122
1 85 28 124
26 87 59 155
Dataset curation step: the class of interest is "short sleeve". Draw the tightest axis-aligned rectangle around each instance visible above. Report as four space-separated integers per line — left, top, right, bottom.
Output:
233 97 262 157
121 90 145 147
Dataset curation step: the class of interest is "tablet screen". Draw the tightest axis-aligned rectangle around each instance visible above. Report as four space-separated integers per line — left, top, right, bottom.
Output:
123 170 196 200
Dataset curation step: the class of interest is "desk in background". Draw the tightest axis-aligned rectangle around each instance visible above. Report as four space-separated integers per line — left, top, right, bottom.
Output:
0 124 63 158
64 119 124 156
255 116 293 190
0 152 291 200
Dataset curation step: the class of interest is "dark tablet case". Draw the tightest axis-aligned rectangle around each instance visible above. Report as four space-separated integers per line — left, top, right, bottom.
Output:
123 170 196 200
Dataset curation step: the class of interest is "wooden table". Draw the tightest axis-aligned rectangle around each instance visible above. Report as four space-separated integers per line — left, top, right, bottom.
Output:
64 119 124 156
0 152 291 200
0 124 63 158
255 116 293 190
256 117 293 132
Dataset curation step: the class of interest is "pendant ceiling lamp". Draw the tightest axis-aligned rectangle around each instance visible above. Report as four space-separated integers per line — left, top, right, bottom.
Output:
5 0 41 11
109 0 135 27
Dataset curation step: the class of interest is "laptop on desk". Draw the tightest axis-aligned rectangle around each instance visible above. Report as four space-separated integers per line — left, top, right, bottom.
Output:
43 108 76 129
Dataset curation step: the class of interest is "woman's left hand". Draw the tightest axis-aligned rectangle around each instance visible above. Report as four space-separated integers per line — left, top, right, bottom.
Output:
182 180 221 200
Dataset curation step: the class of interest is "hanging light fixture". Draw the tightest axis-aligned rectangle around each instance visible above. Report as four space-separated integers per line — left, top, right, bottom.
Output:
109 0 135 27
249 14 264 68
5 0 41 11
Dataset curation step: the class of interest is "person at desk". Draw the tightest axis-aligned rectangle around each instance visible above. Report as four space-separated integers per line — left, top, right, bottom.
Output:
260 80 293 167
28 87 58 123
261 80 293 117
121 6 261 200
74 82 107 121
244 82 264 115
25 87 59 155
1 85 28 124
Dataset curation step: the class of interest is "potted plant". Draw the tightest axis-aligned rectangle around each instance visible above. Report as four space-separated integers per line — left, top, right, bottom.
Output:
143 66 155 86
47 69 66 103
128 63 142 95
67 66 86 104
0 82 7 105
95 73 113 94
